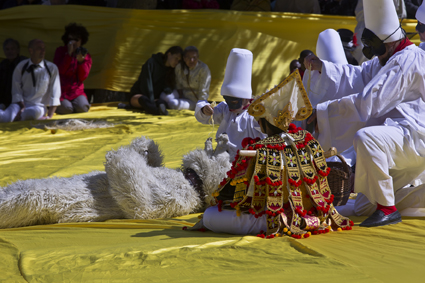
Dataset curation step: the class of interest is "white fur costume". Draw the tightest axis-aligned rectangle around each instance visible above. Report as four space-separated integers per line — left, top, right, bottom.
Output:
0 135 231 228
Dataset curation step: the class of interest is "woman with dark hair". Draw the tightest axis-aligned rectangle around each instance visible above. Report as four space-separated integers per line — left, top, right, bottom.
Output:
160 46 211 111
122 46 183 115
54 22 92 114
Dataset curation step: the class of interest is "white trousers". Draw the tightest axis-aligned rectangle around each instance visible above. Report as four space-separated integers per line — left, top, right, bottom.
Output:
353 125 425 207
160 90 196 111
0 104 45 123
203 206 267 235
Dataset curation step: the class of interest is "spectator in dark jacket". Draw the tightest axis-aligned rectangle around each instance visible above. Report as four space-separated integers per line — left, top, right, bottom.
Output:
0 38 26 109
406 0 423 18
121 46 183 116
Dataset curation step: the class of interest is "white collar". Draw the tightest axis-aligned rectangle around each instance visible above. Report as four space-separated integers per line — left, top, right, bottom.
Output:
29 59 45 68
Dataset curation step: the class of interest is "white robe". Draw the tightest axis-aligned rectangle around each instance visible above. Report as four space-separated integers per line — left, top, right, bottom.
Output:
313 44 425 210
195 100 266 160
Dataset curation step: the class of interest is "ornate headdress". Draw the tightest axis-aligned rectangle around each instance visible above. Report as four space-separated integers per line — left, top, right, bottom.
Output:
248 69 312 132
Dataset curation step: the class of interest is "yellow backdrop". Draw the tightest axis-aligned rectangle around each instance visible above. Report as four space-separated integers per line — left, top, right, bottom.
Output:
0 5 420 101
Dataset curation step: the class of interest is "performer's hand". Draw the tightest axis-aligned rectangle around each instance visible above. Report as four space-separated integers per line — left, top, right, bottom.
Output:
307 110 319 134
304 54 323 72
202 105 214 116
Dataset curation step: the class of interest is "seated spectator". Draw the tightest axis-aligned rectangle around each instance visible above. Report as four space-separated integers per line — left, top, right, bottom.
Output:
406 0 423 19
318 0 357 16
0 39 60 122
0 38 26 110
156 0 182 9
231 0 270 11
160 46 211 111
54 23 92 114
337 28 359 65
274 0 320 14
289 59 301 74
67 0 105 6
113 0 157 9
2 0 46 9
297 49 313 79
182 0 219 8
120 46 183 116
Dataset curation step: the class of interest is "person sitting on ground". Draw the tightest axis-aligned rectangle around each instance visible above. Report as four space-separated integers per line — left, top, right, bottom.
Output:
304 0 425 227
231 0 271 11
289 59 301 74
297 49 313 79
54 23 92 114
274 0 321 14
195 48 266 160
0 38 26 110
181 0 219 9
160 46 211 111
0 39 60 123
193 70 353 238
121 46 183 116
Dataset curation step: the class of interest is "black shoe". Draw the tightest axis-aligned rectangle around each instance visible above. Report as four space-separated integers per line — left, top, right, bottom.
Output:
359 210 402 227
159 104 168 115
118 103 131 109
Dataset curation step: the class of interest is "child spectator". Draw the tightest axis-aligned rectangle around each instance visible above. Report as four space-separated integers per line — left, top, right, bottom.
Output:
195 48 266 159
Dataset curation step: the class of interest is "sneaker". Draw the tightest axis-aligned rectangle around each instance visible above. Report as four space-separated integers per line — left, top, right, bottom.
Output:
159 104 168 115
117 103 128 109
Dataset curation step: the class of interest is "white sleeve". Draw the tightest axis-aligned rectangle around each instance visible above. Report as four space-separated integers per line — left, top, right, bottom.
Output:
305 59 379 107
195 100 226 125
11 62 24 104
47 64 61 106
316 60 413 152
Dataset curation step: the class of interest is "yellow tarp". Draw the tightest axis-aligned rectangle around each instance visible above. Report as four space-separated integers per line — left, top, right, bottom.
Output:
0 6 420 101
1 7 425 281
1 106 425 282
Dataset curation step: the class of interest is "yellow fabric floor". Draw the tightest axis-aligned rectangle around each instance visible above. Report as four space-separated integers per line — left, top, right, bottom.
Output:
1 106 425 282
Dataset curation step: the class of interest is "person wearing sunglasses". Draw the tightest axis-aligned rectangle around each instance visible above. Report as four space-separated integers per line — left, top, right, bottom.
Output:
195 48 266 160
304 0 425 228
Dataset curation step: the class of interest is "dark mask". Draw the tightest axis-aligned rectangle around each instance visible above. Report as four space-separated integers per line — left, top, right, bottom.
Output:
223 95 243 110
361 28 387 59
416 22 425 33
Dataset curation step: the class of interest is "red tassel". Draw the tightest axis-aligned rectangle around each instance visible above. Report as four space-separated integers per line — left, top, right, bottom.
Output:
182 226 187 230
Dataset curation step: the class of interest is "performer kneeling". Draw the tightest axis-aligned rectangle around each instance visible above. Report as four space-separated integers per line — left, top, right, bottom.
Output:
195 70 354 239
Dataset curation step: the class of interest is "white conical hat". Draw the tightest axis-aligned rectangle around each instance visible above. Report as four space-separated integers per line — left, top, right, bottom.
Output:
221 48 252 99
248 70 312 132
416 2 425 23
364 0 403 43
316 29 348 65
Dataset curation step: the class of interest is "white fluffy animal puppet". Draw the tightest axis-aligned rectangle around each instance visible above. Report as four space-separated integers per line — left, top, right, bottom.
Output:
0 135 231 228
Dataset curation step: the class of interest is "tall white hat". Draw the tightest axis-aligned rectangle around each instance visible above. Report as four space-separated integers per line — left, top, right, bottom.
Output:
416 2 425 23
221 48 253 99
316 29 348 65
364 0 403 43
248 70 312 132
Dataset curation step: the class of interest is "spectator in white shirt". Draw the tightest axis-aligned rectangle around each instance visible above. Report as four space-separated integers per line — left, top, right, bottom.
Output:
0 39 61 122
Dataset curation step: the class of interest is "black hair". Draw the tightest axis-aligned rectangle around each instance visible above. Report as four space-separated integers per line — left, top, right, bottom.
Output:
163 46 183 89
3 38 20 50
259 118 284 136
61 23 89 46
